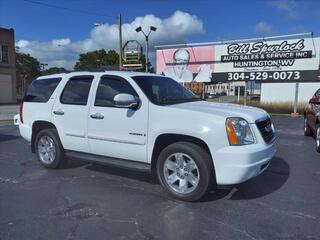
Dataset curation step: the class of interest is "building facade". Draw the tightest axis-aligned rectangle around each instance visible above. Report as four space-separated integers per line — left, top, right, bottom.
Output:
205 81 261 96
0 28 16 103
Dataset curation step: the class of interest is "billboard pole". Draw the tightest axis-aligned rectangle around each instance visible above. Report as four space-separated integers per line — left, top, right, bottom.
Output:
244 81 247 105
293 83 299 114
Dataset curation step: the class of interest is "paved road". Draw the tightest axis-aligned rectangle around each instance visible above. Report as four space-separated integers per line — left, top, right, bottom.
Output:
0 116 319 240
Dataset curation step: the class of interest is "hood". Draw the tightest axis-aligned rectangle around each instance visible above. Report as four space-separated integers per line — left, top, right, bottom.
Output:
168 101 268 123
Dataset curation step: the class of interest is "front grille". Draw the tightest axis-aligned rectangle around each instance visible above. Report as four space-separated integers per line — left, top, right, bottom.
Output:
256 117 275 144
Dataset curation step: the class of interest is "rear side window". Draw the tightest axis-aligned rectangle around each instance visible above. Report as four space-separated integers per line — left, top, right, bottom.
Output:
60 76 93 105
95 76 137 107
24 78 62 102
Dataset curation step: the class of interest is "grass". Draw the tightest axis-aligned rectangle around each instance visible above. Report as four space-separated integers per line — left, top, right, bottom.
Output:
0 120 14 126
243 101 306 114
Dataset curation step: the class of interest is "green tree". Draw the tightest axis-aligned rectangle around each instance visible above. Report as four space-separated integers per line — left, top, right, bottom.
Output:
74 49 154 72
74 49 119 71
140 54 155 73
15 51 41 92
41 67 68 75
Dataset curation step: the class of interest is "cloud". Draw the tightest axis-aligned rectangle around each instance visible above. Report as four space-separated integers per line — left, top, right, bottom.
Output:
267 0 299 18
16 11 204 70
254 21 273 35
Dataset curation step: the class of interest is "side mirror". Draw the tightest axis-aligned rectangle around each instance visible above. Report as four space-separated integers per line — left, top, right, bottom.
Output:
309 96 320 104
114 93 139 109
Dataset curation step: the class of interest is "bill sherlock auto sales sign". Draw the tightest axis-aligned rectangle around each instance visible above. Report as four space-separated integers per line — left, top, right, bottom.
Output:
216 38 320 82
156 36 320 83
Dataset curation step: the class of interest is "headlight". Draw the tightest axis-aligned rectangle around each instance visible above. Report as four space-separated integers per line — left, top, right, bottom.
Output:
226 117 255 145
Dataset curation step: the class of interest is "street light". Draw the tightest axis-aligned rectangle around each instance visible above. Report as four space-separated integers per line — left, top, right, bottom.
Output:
135 25 157 72
40 63 48 71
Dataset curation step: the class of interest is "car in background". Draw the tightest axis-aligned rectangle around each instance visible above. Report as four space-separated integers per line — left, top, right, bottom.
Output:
304 88 320 152
205 93 219 99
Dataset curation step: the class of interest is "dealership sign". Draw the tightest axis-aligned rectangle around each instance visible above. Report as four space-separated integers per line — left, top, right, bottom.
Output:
156 36 320 83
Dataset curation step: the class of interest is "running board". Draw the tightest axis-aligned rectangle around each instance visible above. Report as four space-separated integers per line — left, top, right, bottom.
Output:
65 150 151 172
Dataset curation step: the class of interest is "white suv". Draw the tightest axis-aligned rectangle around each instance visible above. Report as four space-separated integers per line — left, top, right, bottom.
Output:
18 71 276 201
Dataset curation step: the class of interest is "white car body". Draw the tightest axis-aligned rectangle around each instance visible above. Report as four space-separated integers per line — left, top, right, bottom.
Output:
19 71 276 186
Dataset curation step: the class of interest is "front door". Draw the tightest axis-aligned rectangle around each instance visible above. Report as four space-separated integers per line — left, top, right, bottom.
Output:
87 75 148 162
52 75 95 152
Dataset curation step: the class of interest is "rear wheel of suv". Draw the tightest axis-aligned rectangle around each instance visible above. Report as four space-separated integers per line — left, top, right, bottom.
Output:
316 125 320 153
35 128 66 169
156 142 214 202
304 117 312 136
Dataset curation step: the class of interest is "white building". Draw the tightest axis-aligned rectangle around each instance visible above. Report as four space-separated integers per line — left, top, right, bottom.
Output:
261 82 320 103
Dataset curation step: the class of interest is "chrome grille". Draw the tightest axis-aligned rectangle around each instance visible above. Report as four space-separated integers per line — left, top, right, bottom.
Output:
256 117 275 144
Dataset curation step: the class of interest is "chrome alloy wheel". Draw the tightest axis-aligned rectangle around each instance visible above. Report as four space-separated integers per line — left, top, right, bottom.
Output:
163 153 200 194
38 136 56 164
317 127 320 148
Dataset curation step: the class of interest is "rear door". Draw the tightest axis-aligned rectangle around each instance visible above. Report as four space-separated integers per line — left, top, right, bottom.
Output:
87 75 148 162
52 75 95 152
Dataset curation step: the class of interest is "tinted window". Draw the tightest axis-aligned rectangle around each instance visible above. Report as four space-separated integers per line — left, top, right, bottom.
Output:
24 78 62 102
95 77 137 107
60 76 93 105
132 76 200 105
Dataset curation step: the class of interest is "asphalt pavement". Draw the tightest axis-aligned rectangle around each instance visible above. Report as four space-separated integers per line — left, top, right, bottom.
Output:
0 116 319 240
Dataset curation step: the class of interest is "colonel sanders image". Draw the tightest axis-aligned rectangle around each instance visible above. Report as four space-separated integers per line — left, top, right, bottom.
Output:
163 48 213 83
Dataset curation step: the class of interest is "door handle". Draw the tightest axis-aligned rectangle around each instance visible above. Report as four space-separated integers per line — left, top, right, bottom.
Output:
90 113 104 119
53 109 64 115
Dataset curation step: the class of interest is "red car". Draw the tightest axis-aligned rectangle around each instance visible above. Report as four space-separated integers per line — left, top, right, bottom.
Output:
304 88 320 152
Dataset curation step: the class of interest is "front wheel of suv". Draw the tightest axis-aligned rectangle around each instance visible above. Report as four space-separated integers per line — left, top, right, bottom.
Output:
35 128 66 169
156 142 214 202
304 117 312 136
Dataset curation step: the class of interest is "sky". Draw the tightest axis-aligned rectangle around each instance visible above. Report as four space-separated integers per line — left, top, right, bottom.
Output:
1 0 320 69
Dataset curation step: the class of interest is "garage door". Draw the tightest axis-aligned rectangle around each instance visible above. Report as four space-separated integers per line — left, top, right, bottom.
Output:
0 74 13 103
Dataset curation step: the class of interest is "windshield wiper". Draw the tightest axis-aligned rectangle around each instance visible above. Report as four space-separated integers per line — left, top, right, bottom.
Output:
159 97 202 104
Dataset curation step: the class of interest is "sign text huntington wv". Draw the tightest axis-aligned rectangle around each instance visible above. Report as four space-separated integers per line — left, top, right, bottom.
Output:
217 38 320 82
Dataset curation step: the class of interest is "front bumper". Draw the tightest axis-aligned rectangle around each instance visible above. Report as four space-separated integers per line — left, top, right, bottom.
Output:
214 141 277 185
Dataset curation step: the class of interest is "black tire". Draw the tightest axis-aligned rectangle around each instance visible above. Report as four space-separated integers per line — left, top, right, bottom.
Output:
156 142 214 202
304 116 312 137
35 128 66 169
315 125 320 153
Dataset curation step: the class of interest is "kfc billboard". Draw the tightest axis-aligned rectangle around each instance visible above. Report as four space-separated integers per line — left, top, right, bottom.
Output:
156 35 320 83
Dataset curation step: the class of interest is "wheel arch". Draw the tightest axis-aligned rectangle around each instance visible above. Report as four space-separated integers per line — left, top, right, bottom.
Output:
31 121 57 153
150 133 216 184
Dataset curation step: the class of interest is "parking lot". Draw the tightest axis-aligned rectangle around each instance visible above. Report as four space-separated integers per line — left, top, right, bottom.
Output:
0 116 319 240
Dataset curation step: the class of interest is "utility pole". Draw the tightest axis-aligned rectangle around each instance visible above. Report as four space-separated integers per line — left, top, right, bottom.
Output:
118 14 123 71
145 35 149 72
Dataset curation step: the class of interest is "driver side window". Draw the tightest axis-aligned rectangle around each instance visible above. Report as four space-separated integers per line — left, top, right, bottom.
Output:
95 76 137 107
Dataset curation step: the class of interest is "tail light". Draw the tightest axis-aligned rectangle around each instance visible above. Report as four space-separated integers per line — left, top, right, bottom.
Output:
19 102 24 124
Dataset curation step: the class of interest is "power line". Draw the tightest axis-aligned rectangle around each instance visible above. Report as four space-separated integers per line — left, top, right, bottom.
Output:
23 0 117 19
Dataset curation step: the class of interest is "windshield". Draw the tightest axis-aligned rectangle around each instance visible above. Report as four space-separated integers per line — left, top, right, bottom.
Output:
132 75 201 105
